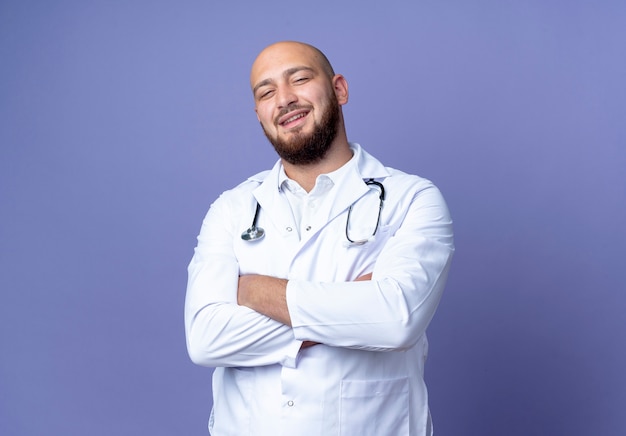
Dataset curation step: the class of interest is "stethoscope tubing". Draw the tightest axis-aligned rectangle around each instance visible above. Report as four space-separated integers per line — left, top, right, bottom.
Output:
345 180 385 245
241 179 385 244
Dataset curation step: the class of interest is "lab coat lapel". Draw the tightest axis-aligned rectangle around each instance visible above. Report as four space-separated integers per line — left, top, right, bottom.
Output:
251 164 296 240
317 144 391 230
305 145 391 246
318 170 369 229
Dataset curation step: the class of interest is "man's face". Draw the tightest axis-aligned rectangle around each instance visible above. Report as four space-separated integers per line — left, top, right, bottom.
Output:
250 43 342 165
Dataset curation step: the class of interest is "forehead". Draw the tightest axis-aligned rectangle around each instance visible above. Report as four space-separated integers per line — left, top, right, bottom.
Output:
250 43 323 88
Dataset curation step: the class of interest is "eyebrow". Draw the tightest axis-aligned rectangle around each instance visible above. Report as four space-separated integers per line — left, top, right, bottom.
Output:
252 66 317 95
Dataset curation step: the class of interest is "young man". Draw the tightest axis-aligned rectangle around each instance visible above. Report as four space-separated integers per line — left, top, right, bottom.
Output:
185 41 454 435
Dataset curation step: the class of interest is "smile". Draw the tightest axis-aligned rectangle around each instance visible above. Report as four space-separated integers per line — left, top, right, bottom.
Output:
285 113 306 124
277 108 311 128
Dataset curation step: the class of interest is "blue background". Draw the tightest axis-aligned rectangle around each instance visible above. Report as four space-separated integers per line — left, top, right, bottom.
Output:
1 1 625 435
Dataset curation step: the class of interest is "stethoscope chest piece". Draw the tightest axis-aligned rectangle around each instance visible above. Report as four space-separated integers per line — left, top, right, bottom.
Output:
241 202 265 242
241 225 265 241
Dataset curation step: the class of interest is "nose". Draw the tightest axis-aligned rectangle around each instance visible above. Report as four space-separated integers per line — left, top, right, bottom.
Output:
275 85 297 109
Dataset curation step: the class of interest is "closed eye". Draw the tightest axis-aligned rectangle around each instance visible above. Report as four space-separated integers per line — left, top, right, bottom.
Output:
257 89 275 100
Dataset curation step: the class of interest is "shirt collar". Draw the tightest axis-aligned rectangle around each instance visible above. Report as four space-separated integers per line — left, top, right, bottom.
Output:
277 144 359 195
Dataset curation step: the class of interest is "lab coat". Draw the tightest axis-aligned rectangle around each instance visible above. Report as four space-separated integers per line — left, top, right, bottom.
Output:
185 144 454 436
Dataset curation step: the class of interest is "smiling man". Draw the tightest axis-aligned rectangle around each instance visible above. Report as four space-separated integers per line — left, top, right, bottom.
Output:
185 41 455 436
251 41 351 190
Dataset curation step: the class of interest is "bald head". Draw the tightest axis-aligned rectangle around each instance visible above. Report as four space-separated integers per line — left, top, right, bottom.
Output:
250 41 335 91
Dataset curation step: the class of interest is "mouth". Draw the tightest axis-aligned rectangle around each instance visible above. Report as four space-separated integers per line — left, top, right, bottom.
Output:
277 109 310 129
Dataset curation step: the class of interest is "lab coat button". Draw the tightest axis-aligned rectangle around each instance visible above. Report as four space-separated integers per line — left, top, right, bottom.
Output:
286 227 292 232
287 400 294 407
305 226 311 231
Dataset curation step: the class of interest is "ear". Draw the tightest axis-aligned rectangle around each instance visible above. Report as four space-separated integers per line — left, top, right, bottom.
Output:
332 74 349 105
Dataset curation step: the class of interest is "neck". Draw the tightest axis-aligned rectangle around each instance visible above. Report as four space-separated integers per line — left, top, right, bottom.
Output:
282 136 352 192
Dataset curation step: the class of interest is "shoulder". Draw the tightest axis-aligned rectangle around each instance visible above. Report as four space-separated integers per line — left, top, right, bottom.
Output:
355 143 445 197
382 170 448 215
356 144 433 185
384 167 435 190
215 169 271 204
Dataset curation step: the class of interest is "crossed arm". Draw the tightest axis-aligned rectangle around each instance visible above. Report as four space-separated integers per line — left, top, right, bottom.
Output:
186 179 454 367
237 273 373 327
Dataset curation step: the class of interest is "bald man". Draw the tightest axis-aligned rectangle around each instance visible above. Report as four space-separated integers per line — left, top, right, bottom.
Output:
185 41 454 436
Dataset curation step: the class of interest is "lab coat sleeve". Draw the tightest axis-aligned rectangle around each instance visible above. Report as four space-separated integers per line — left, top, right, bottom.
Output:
287 180 454 351
185 191 302 368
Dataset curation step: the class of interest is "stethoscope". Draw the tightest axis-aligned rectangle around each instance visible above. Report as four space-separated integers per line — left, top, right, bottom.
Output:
241 179 385 246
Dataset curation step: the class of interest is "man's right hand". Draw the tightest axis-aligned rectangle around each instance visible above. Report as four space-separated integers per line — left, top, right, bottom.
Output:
355 272 373 281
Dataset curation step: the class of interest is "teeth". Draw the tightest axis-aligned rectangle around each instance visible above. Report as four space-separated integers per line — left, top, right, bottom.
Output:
285 113 305 124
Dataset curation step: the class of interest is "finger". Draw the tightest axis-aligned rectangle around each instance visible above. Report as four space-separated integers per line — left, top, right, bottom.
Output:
355 273 373 281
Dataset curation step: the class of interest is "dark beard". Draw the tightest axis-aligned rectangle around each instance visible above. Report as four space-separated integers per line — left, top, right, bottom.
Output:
262 99 340 166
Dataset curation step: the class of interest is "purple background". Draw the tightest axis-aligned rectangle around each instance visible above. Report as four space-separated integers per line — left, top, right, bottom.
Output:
1 1 625 435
